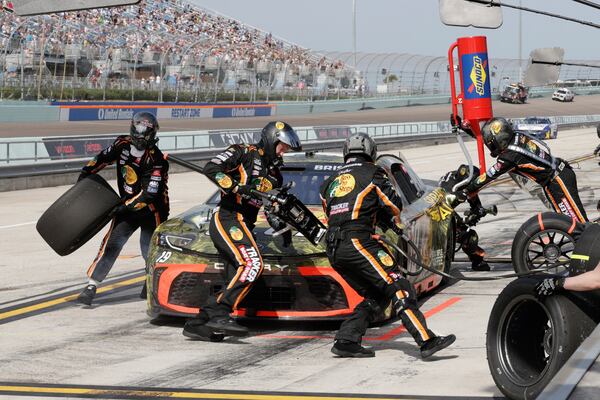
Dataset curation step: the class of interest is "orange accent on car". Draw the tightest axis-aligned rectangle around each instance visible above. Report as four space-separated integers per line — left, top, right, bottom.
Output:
156 263 208 315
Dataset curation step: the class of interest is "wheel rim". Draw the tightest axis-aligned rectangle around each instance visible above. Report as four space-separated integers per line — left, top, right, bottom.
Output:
497 296 554 387
523 229 573 273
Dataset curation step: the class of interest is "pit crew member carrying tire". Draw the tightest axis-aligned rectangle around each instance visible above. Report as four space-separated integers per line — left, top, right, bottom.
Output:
183 121 302 340
77 112 169 306
319 132 456 358
454 117 588 223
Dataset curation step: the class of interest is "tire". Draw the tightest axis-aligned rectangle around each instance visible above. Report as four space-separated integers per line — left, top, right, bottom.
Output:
511 212 581 274
487 277 598 400
36 174 121 256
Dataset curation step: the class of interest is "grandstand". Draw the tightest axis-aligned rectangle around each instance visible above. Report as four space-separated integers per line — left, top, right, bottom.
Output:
0 0 354 101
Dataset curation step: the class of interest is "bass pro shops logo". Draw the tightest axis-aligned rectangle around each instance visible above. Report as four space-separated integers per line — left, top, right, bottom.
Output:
238 245 262 283
462 53 490 100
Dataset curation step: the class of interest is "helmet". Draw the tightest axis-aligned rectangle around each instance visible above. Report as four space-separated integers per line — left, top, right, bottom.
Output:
481 117 515 157
343 132 377 162
130 112 159 150
258 121 302 164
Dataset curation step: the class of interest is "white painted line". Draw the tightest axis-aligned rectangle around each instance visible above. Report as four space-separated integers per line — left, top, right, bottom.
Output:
0 221 37 229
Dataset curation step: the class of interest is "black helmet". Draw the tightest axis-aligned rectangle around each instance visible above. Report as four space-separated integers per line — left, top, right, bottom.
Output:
481 117 515 157
343 132 377 162
258 121 302 164
130 112 159 150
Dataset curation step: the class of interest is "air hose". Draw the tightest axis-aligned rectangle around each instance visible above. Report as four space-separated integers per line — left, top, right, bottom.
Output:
374 234 569 282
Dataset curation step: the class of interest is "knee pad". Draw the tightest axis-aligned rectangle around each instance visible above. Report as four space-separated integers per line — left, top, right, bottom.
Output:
391 281 417 316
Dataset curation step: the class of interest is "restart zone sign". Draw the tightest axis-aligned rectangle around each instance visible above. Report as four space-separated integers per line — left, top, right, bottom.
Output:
54 102 275 122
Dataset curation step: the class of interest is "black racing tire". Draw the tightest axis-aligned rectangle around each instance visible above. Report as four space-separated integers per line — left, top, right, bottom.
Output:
487 277 598 400
36 174 121 256
511 212 580 274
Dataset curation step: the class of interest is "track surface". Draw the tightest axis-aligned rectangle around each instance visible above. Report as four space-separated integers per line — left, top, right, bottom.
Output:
2 95 600 138
1 126 599 399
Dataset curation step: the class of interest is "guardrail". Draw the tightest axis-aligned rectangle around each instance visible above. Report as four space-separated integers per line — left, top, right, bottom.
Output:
0 121 456 165
1 114 600 191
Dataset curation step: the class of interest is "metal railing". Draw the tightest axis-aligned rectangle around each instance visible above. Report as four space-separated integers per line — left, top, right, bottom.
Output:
3 115 600 166
0 121 455 165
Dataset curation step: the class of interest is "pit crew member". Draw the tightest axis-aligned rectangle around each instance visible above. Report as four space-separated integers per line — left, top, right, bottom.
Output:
183 121 302 339
320 132 456 358
439 165 490 271
77 112 169 306
455 117 587 223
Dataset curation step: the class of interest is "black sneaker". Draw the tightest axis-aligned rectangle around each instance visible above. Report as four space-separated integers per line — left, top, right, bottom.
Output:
139 281 147 299
205 317 249 337
331 340 375 358
183 319 225 342
77 284 96 306
472 261 491 271
420 334 456 359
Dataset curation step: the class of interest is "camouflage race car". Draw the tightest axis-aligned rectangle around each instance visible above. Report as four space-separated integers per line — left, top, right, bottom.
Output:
146 152 455 320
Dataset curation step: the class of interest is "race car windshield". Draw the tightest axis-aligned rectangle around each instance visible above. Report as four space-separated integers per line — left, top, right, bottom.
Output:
206 167 336 206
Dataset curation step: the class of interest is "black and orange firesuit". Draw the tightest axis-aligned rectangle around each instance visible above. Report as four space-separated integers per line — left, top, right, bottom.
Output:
198 144 282 321
319 155 437 347
464 133 588 223
79 135 169 282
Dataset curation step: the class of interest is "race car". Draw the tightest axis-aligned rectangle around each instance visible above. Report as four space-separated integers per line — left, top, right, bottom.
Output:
552 88 575 102
500 83 528 104
513 116 558 140
146 152 456 321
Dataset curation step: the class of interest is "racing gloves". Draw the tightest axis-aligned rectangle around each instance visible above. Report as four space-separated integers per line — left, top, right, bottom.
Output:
447 190 468 208
534 276 565 298
234 184 256 199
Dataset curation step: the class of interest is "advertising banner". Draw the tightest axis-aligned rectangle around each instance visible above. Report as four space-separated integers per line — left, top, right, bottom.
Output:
42 136 117 160
208 130 261 148
52 102 274 121
212 106 273 118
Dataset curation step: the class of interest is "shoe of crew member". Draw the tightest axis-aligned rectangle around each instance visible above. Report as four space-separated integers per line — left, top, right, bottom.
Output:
183 319 225 342
472 261 491 272
77 284 97 306
420 334 456 359
331 339 375 358
204 316 249 337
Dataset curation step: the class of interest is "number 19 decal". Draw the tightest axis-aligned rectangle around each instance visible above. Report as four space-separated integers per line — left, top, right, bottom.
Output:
156 251 172 263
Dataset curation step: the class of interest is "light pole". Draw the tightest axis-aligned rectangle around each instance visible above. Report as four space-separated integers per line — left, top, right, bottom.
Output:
518 0 522 82
352 0 357 68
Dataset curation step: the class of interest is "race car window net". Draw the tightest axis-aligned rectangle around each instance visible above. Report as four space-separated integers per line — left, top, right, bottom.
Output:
391 164 421 205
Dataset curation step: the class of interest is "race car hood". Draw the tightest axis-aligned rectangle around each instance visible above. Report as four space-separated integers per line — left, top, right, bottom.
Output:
155 204 328 258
